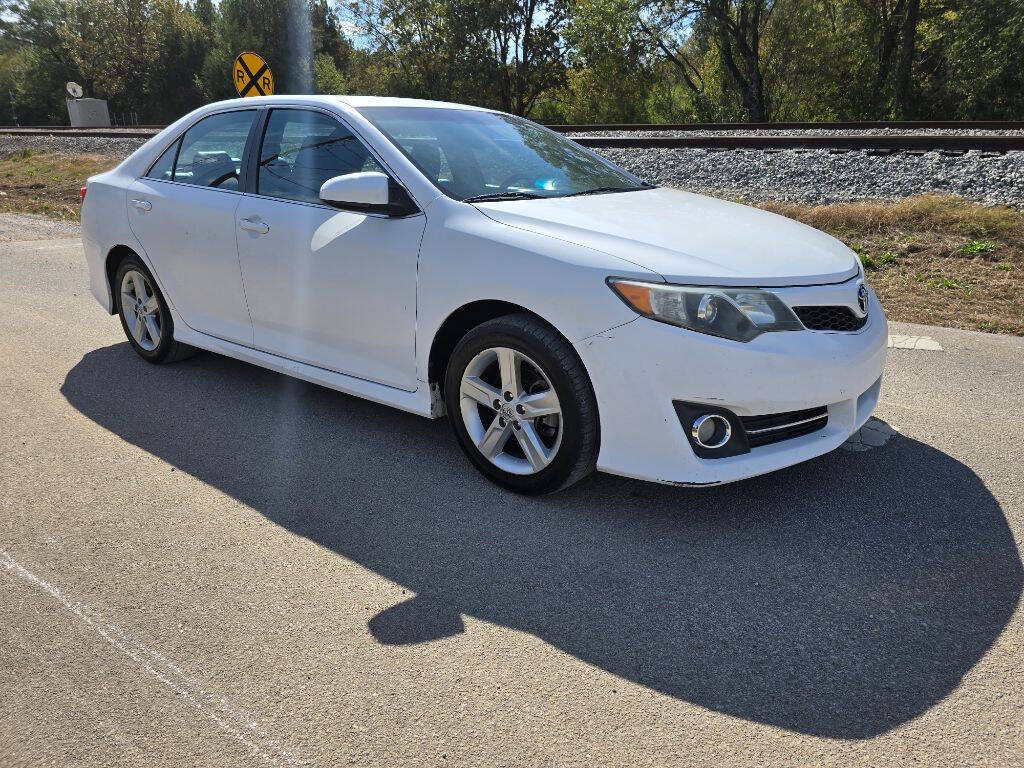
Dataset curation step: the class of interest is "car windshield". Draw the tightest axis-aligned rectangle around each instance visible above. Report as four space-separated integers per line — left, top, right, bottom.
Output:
356 106 652 202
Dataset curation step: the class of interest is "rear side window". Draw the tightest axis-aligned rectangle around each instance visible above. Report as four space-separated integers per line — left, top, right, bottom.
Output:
258 109 383 204
146 140 179 180
173 110 256 190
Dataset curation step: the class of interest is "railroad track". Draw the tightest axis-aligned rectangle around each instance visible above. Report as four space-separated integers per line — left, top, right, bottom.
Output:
2 123 1023 153
0 127 160 138
570 134 1024 153
547 120 1024 132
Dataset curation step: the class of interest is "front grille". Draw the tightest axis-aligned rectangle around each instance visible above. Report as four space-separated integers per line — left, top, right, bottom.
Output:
794 305 867 332
740 406 828 448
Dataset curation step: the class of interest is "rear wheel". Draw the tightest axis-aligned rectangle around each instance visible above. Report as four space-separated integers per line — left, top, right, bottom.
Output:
444 314 599 494
115 255 194 363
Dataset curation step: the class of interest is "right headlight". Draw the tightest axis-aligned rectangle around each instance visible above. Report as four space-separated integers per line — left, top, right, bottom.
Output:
608 278 803 343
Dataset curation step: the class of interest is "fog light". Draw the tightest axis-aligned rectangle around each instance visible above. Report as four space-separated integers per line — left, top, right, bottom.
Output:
691 414 732 449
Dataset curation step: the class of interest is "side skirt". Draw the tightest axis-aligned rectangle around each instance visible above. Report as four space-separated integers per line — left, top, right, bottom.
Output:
171 322 437 419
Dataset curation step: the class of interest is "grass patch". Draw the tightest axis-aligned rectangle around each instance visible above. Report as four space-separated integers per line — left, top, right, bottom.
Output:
0 150 119 220
961 239 997 254
761 194 1022 240
759 195 1024 335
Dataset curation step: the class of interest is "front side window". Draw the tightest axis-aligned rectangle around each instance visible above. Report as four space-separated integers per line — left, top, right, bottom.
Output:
258 109 383 204
357 106 650 201
172 110 256 190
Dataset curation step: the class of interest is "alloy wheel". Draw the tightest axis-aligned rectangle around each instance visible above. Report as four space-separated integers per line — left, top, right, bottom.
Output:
120 269 162 352
458 346 563 475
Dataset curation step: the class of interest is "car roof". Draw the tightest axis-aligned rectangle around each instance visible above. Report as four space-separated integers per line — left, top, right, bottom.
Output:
112 95 499 182
198 95 494 112
337 95 493 111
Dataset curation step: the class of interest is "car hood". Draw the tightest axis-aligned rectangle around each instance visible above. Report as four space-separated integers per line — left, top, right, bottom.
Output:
475 187 860 287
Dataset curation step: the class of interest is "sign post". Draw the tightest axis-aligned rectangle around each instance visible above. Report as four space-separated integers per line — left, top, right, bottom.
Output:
233 52 274 97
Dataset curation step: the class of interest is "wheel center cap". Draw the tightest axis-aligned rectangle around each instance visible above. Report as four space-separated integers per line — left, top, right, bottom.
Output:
499 404 516 420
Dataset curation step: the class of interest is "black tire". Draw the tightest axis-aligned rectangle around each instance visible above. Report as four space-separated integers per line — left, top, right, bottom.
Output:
444 313 599 494
114 254 195 364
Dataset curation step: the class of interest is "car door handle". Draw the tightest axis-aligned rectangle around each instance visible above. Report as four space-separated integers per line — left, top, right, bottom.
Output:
239 217 269 234
130 199 152 211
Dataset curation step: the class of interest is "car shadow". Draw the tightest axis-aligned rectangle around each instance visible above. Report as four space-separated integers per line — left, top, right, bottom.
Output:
61 343 1023 739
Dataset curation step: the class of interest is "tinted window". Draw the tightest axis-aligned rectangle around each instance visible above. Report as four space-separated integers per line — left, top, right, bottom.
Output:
357 106 649 201
258 109 383 204
146 140 179 180
173 110 256 190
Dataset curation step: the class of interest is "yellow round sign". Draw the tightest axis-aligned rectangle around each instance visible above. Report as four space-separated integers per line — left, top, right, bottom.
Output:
233 52 274 97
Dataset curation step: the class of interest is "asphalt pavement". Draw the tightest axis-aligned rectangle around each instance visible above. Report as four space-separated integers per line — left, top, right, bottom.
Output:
1 229 1022 767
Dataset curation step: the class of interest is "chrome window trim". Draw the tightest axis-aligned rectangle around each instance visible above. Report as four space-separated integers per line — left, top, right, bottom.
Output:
244 190 424 220
133 177 246 197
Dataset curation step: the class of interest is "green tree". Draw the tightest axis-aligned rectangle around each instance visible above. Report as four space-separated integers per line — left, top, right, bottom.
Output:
314 52 347 92
57 0 161 111
349 0 499 103
2 0 1024 125
147 0 212 120
636 0 779 121
553 0 655 122
198 0 354 98
351 0 568 115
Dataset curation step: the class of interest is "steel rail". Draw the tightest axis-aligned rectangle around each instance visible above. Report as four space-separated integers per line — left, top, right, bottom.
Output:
0 127 160 138
549 120 1024 132
571 134 1024 152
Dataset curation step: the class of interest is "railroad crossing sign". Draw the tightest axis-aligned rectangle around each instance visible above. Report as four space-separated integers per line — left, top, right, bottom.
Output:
233 52 274 97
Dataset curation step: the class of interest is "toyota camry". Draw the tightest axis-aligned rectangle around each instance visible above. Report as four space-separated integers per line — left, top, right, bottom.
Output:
80 96 887 493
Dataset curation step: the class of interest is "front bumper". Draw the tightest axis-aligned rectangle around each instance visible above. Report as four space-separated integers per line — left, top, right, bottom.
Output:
574 290 888 486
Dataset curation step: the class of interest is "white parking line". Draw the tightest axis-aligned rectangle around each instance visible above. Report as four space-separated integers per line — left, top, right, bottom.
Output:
888 334 943 351
1 549 306 767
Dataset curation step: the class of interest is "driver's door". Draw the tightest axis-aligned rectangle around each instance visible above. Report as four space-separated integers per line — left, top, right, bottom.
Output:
235 108 425 391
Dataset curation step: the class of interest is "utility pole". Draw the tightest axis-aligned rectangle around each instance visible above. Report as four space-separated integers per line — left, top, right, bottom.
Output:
9 90 18 126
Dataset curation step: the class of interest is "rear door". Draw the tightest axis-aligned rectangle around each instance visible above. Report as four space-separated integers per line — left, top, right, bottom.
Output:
234 108 425 390
127 109 257 346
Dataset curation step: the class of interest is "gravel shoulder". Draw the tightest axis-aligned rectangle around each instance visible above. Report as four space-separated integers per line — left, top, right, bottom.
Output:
0 212 79 241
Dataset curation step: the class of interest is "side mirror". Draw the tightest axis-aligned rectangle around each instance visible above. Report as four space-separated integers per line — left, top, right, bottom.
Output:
319 171 416 216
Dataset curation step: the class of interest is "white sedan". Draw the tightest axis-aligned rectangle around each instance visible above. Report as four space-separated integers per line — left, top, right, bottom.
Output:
81 96 887 493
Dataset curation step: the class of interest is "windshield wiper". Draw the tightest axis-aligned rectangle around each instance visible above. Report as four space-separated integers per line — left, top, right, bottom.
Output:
462 191 544 203
565 185 649 197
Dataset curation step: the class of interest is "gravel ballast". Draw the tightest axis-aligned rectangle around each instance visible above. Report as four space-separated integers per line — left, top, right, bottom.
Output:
598 147 1024 207
2 131 1022 207
0 135 147 157
567 127 1024 138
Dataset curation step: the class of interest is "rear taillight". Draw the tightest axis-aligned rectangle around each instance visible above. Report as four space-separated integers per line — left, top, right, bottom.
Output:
80 186 87 202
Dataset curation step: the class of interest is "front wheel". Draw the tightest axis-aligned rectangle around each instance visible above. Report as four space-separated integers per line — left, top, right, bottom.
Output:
444 314 599 494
